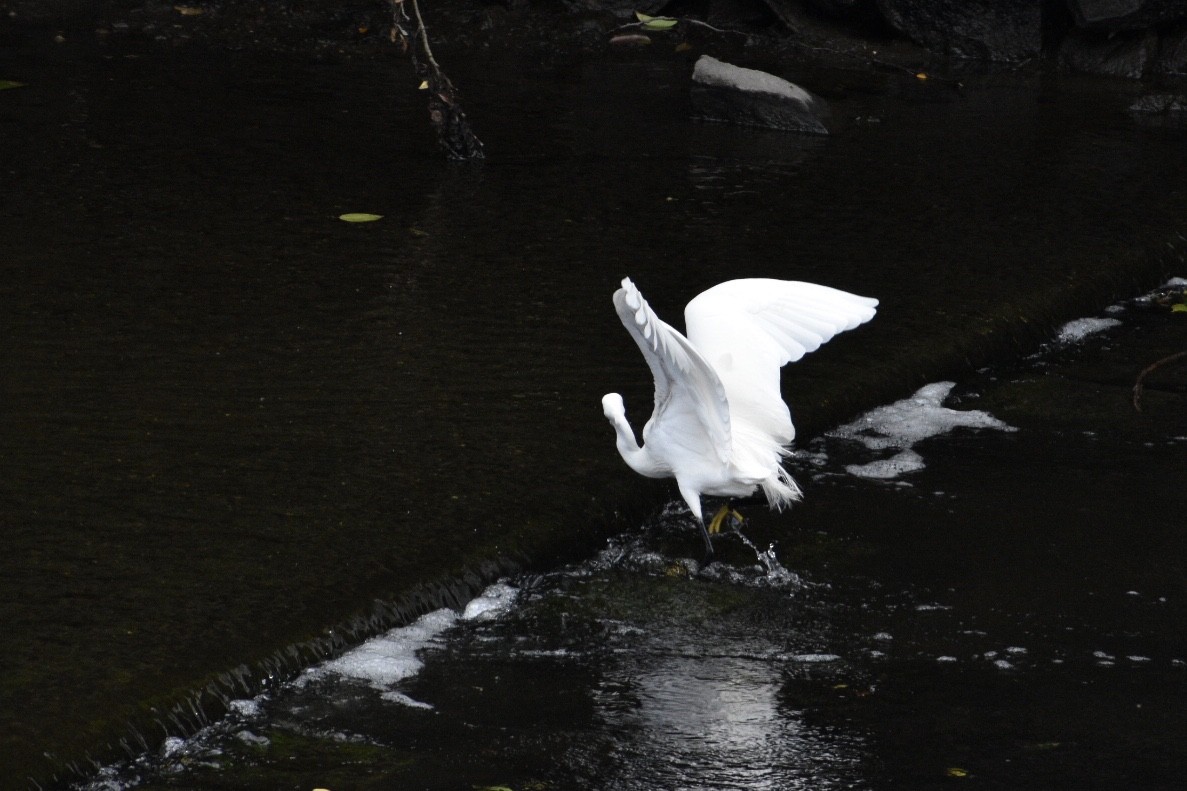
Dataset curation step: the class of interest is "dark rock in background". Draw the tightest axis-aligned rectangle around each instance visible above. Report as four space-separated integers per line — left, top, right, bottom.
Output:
557 0 668 13
1060 26 1158 77
1129 92 1187 111
1059 19 1187 78
1156 23 1187 73
6 0 1187 80
794 0 887 28
690 54 829 134
874 0 1042 61
1067 0 1187 30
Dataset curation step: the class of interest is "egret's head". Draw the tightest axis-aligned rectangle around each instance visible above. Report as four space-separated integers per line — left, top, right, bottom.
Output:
601 392 626 423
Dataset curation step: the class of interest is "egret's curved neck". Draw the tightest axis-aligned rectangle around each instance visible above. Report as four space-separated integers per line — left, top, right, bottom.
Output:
608 412 664 478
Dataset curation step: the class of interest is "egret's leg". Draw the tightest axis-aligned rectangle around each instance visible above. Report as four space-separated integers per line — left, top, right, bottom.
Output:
696 521 715 557
677 481 715 557
707 504 745 535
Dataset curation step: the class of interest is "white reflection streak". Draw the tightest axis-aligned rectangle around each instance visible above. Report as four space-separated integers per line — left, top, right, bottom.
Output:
606 655 860 790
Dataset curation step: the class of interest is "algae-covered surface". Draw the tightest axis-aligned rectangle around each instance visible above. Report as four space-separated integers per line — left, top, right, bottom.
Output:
2 12 1186 787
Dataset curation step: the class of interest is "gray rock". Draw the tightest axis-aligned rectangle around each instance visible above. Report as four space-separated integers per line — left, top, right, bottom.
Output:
690 55 829 135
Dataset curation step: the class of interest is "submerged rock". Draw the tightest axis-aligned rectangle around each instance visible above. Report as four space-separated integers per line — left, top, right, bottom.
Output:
690 55 829 135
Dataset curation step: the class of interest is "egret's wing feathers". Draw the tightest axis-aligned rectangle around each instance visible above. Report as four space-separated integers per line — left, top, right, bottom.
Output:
685 279 878 443
613 278 732 464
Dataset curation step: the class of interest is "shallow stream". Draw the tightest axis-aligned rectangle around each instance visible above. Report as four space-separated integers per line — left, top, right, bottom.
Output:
3 31 1186 787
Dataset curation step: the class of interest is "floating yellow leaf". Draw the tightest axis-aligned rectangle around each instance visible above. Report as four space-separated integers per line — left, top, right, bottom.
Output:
675 42 693 53
1172 303 1187 313
338 213 382 223
174 4 205 15
418 80 429 90
916 72 929 80
946 767 969 778
0 80 26 90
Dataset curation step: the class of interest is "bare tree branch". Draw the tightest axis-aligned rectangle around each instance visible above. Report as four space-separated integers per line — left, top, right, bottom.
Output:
389 0 484 160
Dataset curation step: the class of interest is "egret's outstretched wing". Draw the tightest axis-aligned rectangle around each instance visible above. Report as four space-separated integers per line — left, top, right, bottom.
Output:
613 278 732 464
685 279 878 442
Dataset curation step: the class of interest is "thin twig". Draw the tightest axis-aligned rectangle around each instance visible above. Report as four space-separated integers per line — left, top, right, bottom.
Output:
408 0 440 73
1132 350 1187 412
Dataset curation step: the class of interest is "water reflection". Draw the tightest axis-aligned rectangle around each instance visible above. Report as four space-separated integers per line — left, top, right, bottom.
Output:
591 654 864 791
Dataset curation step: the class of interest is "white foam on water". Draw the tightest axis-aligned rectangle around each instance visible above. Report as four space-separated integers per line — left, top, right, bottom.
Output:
227 698 261 718
301 583 518 708
1056 317 1122 343
461 582 518 621
845 449 925 479
786 653 842 663
828 382 1016 480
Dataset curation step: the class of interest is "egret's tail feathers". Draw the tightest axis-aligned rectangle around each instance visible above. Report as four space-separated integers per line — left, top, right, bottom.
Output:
762 464 803 511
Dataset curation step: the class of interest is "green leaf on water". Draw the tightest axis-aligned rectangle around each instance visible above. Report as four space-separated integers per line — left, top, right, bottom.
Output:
0 80 27 90
635 12 679 30
338 212 382 223
1171 302 1187 313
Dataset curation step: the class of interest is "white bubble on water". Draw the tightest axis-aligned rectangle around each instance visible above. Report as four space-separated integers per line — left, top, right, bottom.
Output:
1056 317 1122 343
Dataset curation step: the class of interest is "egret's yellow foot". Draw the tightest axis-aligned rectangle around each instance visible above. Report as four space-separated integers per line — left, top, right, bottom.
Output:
707 505 745 534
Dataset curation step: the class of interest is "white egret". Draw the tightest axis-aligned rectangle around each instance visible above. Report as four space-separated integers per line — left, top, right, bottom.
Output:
602 277 877 554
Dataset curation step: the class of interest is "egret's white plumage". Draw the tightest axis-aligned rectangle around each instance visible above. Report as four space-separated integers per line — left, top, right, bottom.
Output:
602 277 877 551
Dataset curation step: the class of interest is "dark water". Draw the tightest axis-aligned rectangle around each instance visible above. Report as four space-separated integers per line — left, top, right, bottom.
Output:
76 350 1187 789
2 35 1186 785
